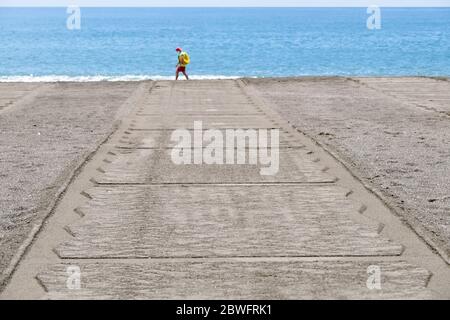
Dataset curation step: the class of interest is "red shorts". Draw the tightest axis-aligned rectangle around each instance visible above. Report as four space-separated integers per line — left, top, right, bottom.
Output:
177 66 186 72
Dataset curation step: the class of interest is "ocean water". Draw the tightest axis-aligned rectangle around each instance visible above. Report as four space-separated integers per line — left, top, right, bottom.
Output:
0 7 449 81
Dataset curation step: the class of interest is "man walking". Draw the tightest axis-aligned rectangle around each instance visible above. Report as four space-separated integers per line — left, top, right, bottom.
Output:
175 47 190 80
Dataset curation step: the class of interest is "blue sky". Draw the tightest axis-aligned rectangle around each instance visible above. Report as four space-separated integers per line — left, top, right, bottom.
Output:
1 1 449 7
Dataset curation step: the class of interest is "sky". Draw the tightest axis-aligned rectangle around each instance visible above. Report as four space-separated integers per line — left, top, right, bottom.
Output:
1 0 449 7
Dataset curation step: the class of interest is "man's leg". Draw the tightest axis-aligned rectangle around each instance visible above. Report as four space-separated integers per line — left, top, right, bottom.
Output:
182 71 189 80
175 67 180 80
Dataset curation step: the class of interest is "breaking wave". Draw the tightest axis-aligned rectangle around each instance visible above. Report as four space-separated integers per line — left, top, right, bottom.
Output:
0 75 247 82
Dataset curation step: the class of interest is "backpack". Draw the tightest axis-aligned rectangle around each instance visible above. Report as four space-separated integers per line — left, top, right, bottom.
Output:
180 52 190 65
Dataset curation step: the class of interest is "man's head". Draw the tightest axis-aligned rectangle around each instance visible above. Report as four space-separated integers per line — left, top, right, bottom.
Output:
176 47 182 53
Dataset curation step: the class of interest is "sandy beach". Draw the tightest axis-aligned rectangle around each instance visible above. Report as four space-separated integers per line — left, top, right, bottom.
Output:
0 82 141 284
246 76 450 262
0 77 449 299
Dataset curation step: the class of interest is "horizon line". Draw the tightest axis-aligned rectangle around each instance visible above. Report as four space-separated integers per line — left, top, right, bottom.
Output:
1 5 450 8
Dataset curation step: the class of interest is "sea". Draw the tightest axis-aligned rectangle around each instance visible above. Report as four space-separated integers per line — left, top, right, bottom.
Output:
0 7 449 81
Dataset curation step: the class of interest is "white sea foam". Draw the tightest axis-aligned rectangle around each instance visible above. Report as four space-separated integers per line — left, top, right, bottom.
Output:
0 75 247 82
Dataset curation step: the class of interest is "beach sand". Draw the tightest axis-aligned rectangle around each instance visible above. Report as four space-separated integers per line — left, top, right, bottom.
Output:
246 76 450 262
0 77 449 297
0 82 141 285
